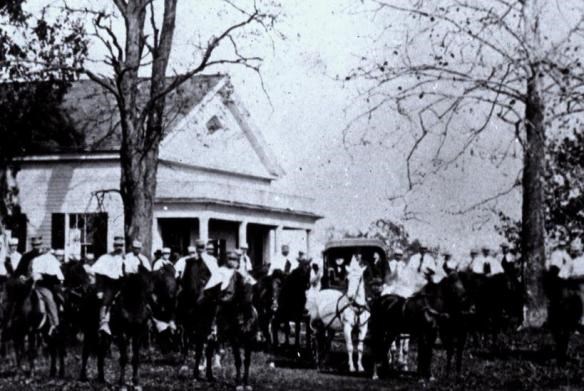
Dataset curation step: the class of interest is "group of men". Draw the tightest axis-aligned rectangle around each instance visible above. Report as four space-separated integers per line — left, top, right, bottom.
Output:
0 234 305 337
327 243 520 300
547 237 584 279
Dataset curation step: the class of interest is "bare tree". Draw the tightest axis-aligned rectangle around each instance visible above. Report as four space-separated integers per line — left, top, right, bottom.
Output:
348 0 584 326
66 0 276 253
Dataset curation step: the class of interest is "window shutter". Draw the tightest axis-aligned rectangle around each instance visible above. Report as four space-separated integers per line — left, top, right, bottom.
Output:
51 213 65 250
92 213 108 257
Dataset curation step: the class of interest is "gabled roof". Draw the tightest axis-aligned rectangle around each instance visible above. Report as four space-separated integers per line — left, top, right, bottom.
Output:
15 74 223 153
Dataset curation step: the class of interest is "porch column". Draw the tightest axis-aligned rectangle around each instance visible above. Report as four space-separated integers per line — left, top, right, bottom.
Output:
152 218 163 253
199 215 209 242
274 225 284 254
238 220 248 248
306 229 312 256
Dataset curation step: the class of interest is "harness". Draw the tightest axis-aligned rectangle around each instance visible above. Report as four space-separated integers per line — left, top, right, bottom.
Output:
323 274 370 330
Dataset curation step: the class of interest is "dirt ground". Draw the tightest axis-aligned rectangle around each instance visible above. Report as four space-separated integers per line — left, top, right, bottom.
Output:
0 329 583 390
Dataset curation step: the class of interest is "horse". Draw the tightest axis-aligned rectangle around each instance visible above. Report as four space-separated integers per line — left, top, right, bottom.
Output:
271 263 311 355
3 276 66 378
175 256 220 380
61 261 94 344
150 263 179 353
459 269 524 350
543 268 584 363
370 272 472 380
252 270 281 347
217 270 258 390
306 261 370 372
97 266 153 388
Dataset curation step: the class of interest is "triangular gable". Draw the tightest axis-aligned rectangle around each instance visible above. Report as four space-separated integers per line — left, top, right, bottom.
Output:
160 78 284 179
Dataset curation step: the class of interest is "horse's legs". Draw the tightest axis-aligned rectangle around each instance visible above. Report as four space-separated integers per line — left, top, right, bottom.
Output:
97 335 106 383
244 340 252 388
271 317 279 349
232 340 242 386
49 336 57 377
205 337 215 381
117 337 128 386
399 335 410 371
284 321 290 346
58 333 65 379
294 319 301 355
27 332 36 377
356 323 367 372
193 339 203 379
79 335 90 381
455 331 466 377
343 320 355 372
131 336 141 387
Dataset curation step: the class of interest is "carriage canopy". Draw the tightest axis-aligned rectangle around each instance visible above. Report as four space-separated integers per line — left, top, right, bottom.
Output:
322 238 387 290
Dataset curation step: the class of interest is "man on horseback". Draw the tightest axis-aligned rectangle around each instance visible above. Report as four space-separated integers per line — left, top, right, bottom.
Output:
153 247 173 271
4 237 21 276
92 236 125 335
174 246 197 279
238 243 254 276
13 236 43 278
30 250 65 336
268 244 296 276
124 240 151 273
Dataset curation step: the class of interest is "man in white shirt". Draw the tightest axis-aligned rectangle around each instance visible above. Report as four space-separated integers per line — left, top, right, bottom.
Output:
238 243 254 275
546 239 572 279
568 238 584 277
124 240 151 274
31 250 65 335
477 245 504 276
268 244 296 276
407 244 440 284
153 247 173 271
91 236 126 335
6 238 22 276
174 246 197 279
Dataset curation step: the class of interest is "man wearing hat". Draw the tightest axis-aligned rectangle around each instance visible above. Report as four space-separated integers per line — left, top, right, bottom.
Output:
238 243 253 276
153 247 173 271
31 247 65 335
406 244 439 284
175 245 197 279
5 237 22 276
124 240 151 273
14 236 43 278
476 245 504 276
546 237 572 279
440 249 457 275
379 248 404 286
269 244 297 276
92 236 126 335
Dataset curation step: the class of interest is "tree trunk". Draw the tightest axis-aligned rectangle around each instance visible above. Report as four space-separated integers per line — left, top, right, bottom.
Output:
120 146 159 256
521 72 547 328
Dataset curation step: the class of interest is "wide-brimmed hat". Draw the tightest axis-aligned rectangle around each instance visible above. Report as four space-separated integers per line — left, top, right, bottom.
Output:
187 246 196 253
132 240 143 249
31 237 43 246
8 238 19 246
195 239 206 249
162 247 171 254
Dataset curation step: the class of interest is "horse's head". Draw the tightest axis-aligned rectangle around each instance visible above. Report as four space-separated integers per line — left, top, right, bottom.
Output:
446 272 475 314
151 264 178 321
346 264 366 306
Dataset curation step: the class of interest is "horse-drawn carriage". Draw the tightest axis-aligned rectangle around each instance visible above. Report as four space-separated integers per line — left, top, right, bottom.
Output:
321 238 387 291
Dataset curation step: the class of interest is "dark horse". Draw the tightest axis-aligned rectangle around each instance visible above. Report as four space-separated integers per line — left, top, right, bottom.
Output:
3 277 66 377
460 270 524 350
271 264 311 355
218 270 259 390
98 267 153 387
370 272 472 380
543 268 583 363
252 270 282 347
150 264 179 353
176 256 220 380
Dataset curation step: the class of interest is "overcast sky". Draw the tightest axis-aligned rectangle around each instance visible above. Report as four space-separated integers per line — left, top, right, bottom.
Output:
31 0 529 254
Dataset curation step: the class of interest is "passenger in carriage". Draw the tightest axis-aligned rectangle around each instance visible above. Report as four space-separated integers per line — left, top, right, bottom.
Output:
328 257 348 289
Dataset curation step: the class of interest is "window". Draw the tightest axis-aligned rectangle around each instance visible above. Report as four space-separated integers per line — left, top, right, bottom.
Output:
51 213 107 260
206 115 223 134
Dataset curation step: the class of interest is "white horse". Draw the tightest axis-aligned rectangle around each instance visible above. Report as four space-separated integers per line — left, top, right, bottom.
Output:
306 258 370 373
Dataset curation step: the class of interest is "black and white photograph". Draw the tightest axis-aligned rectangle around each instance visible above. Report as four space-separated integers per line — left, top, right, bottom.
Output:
1 0 584 389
